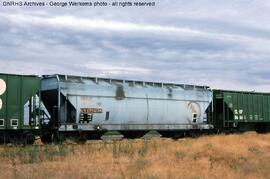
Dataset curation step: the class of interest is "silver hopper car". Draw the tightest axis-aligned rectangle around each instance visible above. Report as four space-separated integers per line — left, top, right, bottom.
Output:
40 74 213 143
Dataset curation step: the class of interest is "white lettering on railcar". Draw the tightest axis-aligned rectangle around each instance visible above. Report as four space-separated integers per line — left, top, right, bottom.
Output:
0 79 6 110
239 109 243 114
0 79 6 95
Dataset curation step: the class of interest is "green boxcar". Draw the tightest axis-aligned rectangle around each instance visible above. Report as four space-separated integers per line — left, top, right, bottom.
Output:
0 73 41 144
211 89 270 132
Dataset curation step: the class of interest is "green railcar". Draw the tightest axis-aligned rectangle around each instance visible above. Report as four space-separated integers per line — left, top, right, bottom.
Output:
211 89 270 132
0 73 41 144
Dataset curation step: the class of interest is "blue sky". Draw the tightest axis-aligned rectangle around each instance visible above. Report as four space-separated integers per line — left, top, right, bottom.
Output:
0 0 270 91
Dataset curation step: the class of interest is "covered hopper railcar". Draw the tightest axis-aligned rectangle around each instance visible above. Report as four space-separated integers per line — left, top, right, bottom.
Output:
0 73 40 144
210 89 270 133
40 74 213 143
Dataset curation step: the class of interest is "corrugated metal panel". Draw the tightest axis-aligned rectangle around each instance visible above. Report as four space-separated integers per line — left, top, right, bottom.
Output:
212 90 270 129
223 92 270 122
0 73 40 130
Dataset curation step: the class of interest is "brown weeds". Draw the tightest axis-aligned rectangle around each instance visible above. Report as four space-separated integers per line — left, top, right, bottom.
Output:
0 132 270 179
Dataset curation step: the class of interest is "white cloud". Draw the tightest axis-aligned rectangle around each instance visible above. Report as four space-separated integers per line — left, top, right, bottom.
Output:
78 62 151 76
2 12 270 45
0 0 270 91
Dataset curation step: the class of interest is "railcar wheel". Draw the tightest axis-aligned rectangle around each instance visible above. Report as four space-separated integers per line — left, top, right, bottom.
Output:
172 132 186 140
41 132 53 144
76 133 87 144
51 133 66 144
0 132 8 144
9 134 20 145
188 131 199 138
24 133 35 145
255 124 267 133
52 133 59 144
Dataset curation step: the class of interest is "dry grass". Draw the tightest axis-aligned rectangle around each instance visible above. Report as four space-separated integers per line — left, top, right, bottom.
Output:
1 132 270 179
